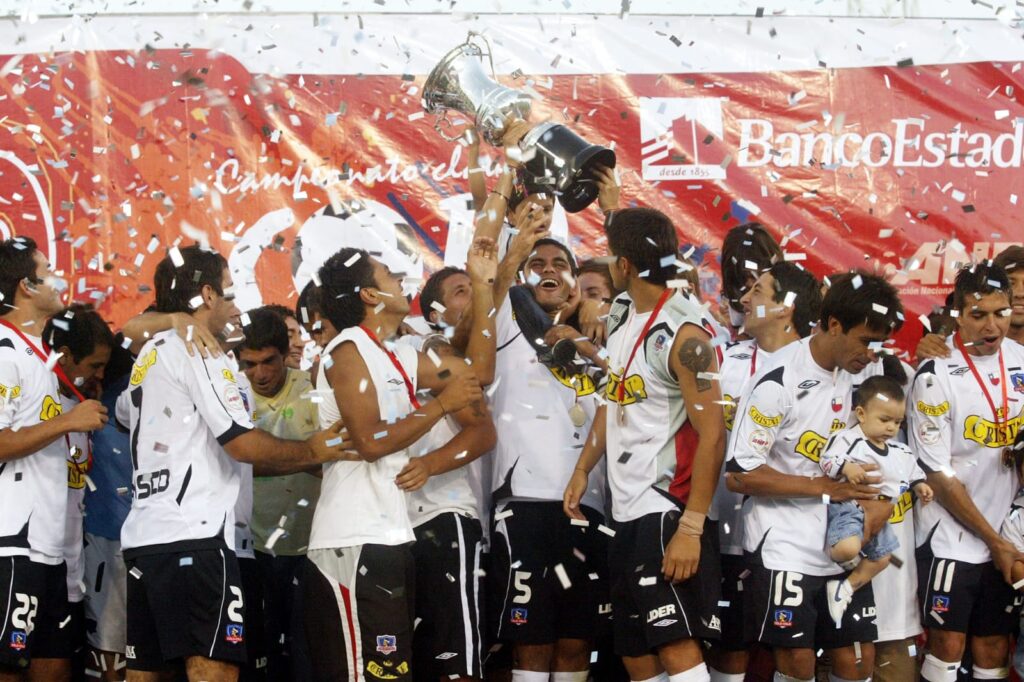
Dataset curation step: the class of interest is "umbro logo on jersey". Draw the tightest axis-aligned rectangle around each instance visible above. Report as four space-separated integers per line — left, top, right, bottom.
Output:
797 380 820 389
387 378 404 385
652 619 677 627
435 652 458 660
950 367 971 376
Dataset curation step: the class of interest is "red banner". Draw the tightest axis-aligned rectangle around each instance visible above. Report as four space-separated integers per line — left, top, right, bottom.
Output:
1 49 1020 350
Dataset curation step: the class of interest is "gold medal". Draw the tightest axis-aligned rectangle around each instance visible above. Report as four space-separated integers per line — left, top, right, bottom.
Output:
569 402 586 428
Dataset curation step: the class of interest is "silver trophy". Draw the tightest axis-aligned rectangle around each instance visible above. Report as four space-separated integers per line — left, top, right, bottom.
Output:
422 33 616 213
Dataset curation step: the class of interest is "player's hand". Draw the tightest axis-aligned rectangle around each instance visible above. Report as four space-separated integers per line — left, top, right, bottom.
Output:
501 118 533 162
860 498 894 542
171 312 222 358
563 468 589 521
578 299 609 346
308 420 360 463
593 164 620 214
437 372 483 415
989 538 1024 585
466 237 498 286
915 482 934 505
823 465 881 502
915 333 951 361
396 457 431 491
556 279 582 321
64 399 108 432
663 529 700 583
841 461 869 484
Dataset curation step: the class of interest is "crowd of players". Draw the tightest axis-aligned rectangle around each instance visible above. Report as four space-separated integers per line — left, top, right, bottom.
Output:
0 148 1023 682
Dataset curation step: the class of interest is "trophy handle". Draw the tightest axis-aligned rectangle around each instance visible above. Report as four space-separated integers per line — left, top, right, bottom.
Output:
466 31 499 82
433 111 463 142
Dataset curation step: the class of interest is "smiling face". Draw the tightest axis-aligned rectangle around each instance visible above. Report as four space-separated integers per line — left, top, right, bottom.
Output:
25 250 66 316
740 272 783 337
957 290 1012 356
524 243 574 312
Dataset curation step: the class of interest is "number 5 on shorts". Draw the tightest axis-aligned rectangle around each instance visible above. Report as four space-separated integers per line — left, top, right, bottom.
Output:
512 571 532 604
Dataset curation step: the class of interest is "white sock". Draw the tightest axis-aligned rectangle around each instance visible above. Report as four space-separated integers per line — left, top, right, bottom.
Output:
552 673 589 682
512 672 550 682
668 662 710 682
773 673 814 682
633 675 670 682
972 665 1009 680
709 669 745 682
920 654 959 682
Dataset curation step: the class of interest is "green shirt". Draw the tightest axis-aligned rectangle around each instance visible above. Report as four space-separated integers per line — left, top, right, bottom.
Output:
251 368 322 556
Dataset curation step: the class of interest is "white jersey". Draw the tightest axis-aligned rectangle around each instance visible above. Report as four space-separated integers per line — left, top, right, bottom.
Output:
729 337 865 575
820 425 925 500
62 394 90 601
1000 494 1024 553
407 412 478 526
490 296 605 512
715 339 777 555
0 324 67 563
873 477 923 641
909 341 1024 564
232 365 256 560
309 327 417 550
120 332 254 554
604 291 709 523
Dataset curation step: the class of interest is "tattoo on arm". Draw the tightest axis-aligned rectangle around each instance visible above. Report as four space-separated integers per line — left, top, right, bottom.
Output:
470 399 485 419
677 337 713 392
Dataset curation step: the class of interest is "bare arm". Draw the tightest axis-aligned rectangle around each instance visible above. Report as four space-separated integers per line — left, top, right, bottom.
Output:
466 134 488 213
225 420 354 473
121 311 221 358
564 404 606 520
464 237 498 385
0 400 108 462
928 470 1021 569
726 463 879 501
395 397 495 491
473 170 514 243
325 341 447 462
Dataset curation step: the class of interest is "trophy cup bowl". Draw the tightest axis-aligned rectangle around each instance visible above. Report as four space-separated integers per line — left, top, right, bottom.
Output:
519 123 617 213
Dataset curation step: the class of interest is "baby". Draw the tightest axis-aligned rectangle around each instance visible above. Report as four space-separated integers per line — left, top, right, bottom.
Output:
819 374 934 626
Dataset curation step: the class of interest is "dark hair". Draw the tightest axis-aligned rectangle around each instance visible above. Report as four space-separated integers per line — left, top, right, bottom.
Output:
240 306 290 356
604 208 679 286
296 280 322 324
153 245 227 314
993 245 1024 275
318 247 377 331
520 238 580 276
420 267 466 330
767 263 822 338
578 259 616 297
853 375 905 409
0 237 40 311
952 262 1011 312
820 271 904 334
43 304 115 363
721 223 783 313
263 304 296 323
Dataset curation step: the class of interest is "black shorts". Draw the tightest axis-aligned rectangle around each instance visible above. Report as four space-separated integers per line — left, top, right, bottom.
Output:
490 501 610 645
238 557 268 681
303 544 416 682
412 513 484 679
125 544 247 671
0 557 71 669
916 544 1022 636
609 511 722 658
743 551 877 650
716 553 748 652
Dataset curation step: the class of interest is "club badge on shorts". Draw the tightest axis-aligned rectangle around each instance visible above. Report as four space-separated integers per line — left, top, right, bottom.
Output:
376 634 397 655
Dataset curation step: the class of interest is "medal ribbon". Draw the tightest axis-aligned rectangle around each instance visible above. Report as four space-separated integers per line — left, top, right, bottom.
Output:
617 289 673 405
954 331 1008 442
359 325 421 409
